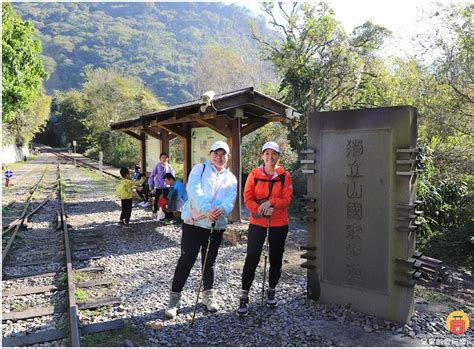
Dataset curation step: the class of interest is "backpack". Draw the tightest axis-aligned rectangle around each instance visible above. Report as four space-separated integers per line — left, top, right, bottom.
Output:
251 170 286 219
254 171 286 200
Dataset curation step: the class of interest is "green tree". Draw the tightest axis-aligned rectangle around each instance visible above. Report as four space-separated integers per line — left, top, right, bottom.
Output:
242 122 297 175
54 90 88 150
250 2 391 152
3 88 51 146
2 3 47 123
55 67 166 166
415 4 473 177
191 43 277 98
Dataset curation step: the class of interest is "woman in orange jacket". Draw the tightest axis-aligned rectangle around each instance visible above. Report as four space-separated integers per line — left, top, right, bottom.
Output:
237 141 293 317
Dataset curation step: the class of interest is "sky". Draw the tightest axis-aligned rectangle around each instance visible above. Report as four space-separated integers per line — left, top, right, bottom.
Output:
235 0 463 57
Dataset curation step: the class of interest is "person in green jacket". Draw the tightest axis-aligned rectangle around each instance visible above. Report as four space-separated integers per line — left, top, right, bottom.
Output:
116 167 134 227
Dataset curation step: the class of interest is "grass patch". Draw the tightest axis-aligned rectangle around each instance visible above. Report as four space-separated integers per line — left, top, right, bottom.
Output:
81 321 146 347
79 167 104 181
67 185 80 194
12 302 29 312
90 286 111 298
81 305 110 317
79 167 116 193
415 286 465 309
2 206 12 215
12 236 26 248
58 273 68 286
75 288 89 302
75 272 88 283
57 317 68 331
418 221 473 271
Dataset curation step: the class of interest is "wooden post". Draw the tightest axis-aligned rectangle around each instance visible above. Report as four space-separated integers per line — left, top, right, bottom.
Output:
140 132 147 174
161 129 170 155
183 125 192 184
229 108 243 223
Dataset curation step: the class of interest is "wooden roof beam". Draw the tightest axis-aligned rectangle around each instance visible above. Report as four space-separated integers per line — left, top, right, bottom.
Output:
241 118 272 137
159 124 187 138
154 112 216 126
148 126 178 141
196 119 232 138
124 130 142 141
252 93 287 116
142 128 162 140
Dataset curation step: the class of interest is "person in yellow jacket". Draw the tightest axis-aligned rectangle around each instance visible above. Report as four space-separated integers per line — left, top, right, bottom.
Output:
116 167 134 227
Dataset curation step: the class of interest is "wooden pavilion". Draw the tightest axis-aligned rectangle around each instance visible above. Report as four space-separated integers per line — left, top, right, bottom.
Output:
110 87 296 222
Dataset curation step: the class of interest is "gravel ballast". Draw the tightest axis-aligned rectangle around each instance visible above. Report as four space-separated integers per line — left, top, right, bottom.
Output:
2 156 472 347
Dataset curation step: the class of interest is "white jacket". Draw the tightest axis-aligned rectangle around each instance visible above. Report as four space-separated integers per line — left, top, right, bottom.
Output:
181 160 237 230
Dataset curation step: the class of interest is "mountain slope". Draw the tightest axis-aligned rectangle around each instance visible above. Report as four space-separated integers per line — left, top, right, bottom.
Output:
14 2 274 104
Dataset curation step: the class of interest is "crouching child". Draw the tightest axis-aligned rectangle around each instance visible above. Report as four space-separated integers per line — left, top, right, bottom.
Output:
162 173 188 224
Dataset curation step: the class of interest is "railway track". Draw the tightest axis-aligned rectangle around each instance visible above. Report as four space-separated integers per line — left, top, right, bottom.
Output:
2 154 125 346
38 146 121 179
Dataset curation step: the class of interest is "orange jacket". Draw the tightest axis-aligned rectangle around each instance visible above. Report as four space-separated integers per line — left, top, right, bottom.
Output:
244 166 293 228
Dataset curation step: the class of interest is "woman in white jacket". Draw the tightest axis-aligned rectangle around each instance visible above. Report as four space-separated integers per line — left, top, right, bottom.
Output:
165 141 237 319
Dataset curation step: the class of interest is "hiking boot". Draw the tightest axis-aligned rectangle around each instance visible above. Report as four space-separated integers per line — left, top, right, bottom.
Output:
266 288 277 308
165 291 181 319
202 289 219 312
236 296 249 317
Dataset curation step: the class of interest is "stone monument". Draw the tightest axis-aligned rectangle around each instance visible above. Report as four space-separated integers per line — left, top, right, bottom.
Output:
300 106 422 324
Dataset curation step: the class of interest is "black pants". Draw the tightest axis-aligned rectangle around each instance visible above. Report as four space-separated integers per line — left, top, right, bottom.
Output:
242 224 288 291
171 223 224 293
152 187 169 213
136 184 150 201
120 199 133 223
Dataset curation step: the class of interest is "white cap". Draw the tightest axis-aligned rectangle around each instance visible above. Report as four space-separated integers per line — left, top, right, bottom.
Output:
261 141 280 154
209 141 230 154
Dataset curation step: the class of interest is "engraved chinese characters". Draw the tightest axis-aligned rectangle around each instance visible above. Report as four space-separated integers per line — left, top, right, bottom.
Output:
307 106 418 324
346 139 364 284
321 130 390 293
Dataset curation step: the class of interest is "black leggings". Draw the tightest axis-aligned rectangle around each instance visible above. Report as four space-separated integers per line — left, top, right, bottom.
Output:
120 199 133 223
171 223 224 293
242 224 288 291
136 184 150 201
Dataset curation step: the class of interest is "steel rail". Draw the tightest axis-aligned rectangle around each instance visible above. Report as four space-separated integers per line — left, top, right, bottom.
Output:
2 194 52 235
58 164 81 346
45 148 121 179
2 169 50 236
2 168 48 263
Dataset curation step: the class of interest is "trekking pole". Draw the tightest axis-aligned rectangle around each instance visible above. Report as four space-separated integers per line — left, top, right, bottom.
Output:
191 221 215 327
259 216 271 327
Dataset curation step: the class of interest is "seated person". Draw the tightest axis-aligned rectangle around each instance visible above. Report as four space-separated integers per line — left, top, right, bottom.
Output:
135 174 151 207
162 173 188 224
132 161 142 180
